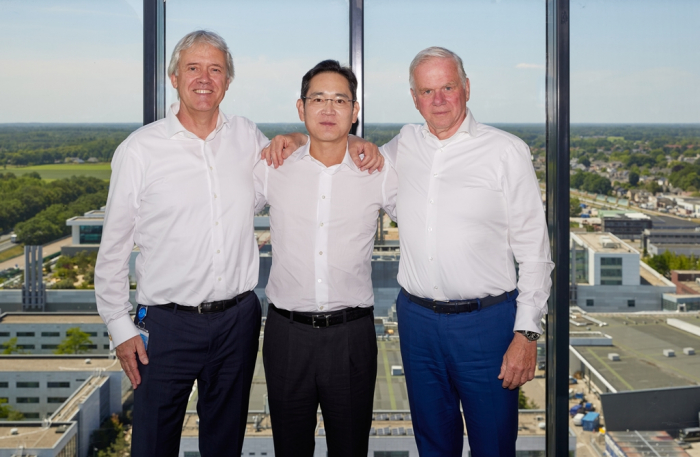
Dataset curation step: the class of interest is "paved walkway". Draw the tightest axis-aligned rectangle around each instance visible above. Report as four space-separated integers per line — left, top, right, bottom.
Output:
0 237 71 271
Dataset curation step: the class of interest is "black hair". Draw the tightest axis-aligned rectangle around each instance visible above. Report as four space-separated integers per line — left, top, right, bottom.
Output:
300 60 358 102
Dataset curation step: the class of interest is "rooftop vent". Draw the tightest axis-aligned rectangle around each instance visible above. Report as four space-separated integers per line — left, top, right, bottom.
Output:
10 428 18 435
84 359 91 364
600 237 620 249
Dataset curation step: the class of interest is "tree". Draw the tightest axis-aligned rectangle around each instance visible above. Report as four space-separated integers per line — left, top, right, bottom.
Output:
518 390 538 409
2 337 23 355
55 327 93 354
0 399 24 420
570 197 582 217
628 171 639 186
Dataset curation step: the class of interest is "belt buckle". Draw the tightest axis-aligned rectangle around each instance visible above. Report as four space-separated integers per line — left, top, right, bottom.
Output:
312 314 331 328
198 303 203 314
432 299 450 314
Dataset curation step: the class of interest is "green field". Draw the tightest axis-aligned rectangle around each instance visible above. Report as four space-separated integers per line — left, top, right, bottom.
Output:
4 163 111 181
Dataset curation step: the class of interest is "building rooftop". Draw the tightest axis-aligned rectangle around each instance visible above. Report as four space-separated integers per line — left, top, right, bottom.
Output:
575 232 638 254
572 313 700 392
0 313 105 324
181 409 548 439
0 422 76 450
50 375 109 422
0 356 121 372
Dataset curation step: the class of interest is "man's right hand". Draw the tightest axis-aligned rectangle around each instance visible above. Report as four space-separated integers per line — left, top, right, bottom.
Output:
116 335 149 389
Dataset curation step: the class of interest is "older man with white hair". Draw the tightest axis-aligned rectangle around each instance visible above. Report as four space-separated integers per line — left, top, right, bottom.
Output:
95 30 381 457
381 47 553 457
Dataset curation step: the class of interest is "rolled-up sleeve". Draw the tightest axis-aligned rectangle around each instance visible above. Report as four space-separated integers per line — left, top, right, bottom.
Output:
94 139 144 347
501 141 554 334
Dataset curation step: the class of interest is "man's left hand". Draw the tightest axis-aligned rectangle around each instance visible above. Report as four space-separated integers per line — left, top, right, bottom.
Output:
348 135 384 173
261 132 308 168
498 332 537 390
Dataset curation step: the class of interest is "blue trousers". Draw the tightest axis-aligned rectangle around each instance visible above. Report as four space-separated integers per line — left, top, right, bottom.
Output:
131 293 261 457
397 289 519 457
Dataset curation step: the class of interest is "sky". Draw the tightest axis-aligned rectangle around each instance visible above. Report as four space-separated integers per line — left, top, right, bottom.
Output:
0 0 698 124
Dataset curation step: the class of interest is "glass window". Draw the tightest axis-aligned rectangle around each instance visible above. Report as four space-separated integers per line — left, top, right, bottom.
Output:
16 382 39 388
41 332 60 337
48 397 69 404
628 300 636 308
0 382 8 388
79 225 103 244
16 332 35 337
586 299 594 307
16 397 40 403
166 0 348 125
0 332 9 337
47 382 70 388
17 345 35 350
42 344 59 350
22 412 40 419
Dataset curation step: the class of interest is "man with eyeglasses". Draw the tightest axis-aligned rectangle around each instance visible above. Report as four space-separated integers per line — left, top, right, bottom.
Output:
95 31 383 457
379 47 554 457
253 59 397 457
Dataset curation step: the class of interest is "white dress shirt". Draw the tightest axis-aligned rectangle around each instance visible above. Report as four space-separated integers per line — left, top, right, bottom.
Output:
253 142 398 312
95 102 268 347
381 109 553 333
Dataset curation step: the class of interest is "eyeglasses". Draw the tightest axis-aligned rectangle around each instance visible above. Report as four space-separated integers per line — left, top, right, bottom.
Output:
302 96 356 108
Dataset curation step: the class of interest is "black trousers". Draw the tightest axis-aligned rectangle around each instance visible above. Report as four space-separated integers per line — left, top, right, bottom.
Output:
131 293 261 457
263 305 377 457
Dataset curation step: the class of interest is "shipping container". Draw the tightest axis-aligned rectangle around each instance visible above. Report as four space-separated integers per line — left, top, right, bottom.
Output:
582 412 599 432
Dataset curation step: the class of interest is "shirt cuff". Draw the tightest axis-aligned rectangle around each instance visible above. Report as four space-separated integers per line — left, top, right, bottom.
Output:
514 303 544 334
107 314 140 348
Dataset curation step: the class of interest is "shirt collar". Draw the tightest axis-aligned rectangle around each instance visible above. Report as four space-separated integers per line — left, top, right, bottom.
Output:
420 108 480 141
290 139 362 174
164 101 230 139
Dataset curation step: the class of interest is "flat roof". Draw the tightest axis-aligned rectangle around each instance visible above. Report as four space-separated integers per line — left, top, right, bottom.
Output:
0 423 76 450
575 232 637 254
648 215 700 229
182 410 547 439
0 356 122 372
0 313 105 324
50 375 109 422
572 314 700 392
640 265 671 287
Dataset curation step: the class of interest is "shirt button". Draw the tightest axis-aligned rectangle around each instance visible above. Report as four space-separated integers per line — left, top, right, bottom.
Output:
214 194 218 198
429 257 433 261
215 222 219 226
433 173 438 177
318 279 322 283
434 286 438 290
210 166 213 170
428 227 433 232
218 278 222 281
438 149 443 153
429 199 434 204
319 306 324 310
320 222 324 227
321 195 326 199
319 251 323 255
217 250 220 254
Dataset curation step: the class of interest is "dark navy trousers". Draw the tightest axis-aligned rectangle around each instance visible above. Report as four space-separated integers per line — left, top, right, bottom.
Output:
397 289 519 457
131 293 261 457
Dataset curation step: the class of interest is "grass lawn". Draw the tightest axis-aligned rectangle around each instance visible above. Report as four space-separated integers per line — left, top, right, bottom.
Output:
0 245 24 263
4 163 111 181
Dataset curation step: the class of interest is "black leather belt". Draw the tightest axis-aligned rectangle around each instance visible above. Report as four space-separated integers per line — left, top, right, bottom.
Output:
402 288 516 314
270 303 373 328
156 291 253 314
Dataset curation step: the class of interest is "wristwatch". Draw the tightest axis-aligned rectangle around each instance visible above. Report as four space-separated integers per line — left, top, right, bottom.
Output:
516 330 541 342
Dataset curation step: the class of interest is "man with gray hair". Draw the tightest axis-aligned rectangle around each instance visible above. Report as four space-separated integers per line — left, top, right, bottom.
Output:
381 47 553 456
95 30 381 457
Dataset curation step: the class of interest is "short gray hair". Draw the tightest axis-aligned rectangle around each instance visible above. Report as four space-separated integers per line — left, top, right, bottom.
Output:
168 30 234 82
409 46 467 90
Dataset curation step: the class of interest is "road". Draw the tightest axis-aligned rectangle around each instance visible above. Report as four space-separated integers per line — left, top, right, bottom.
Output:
0 237 72 272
